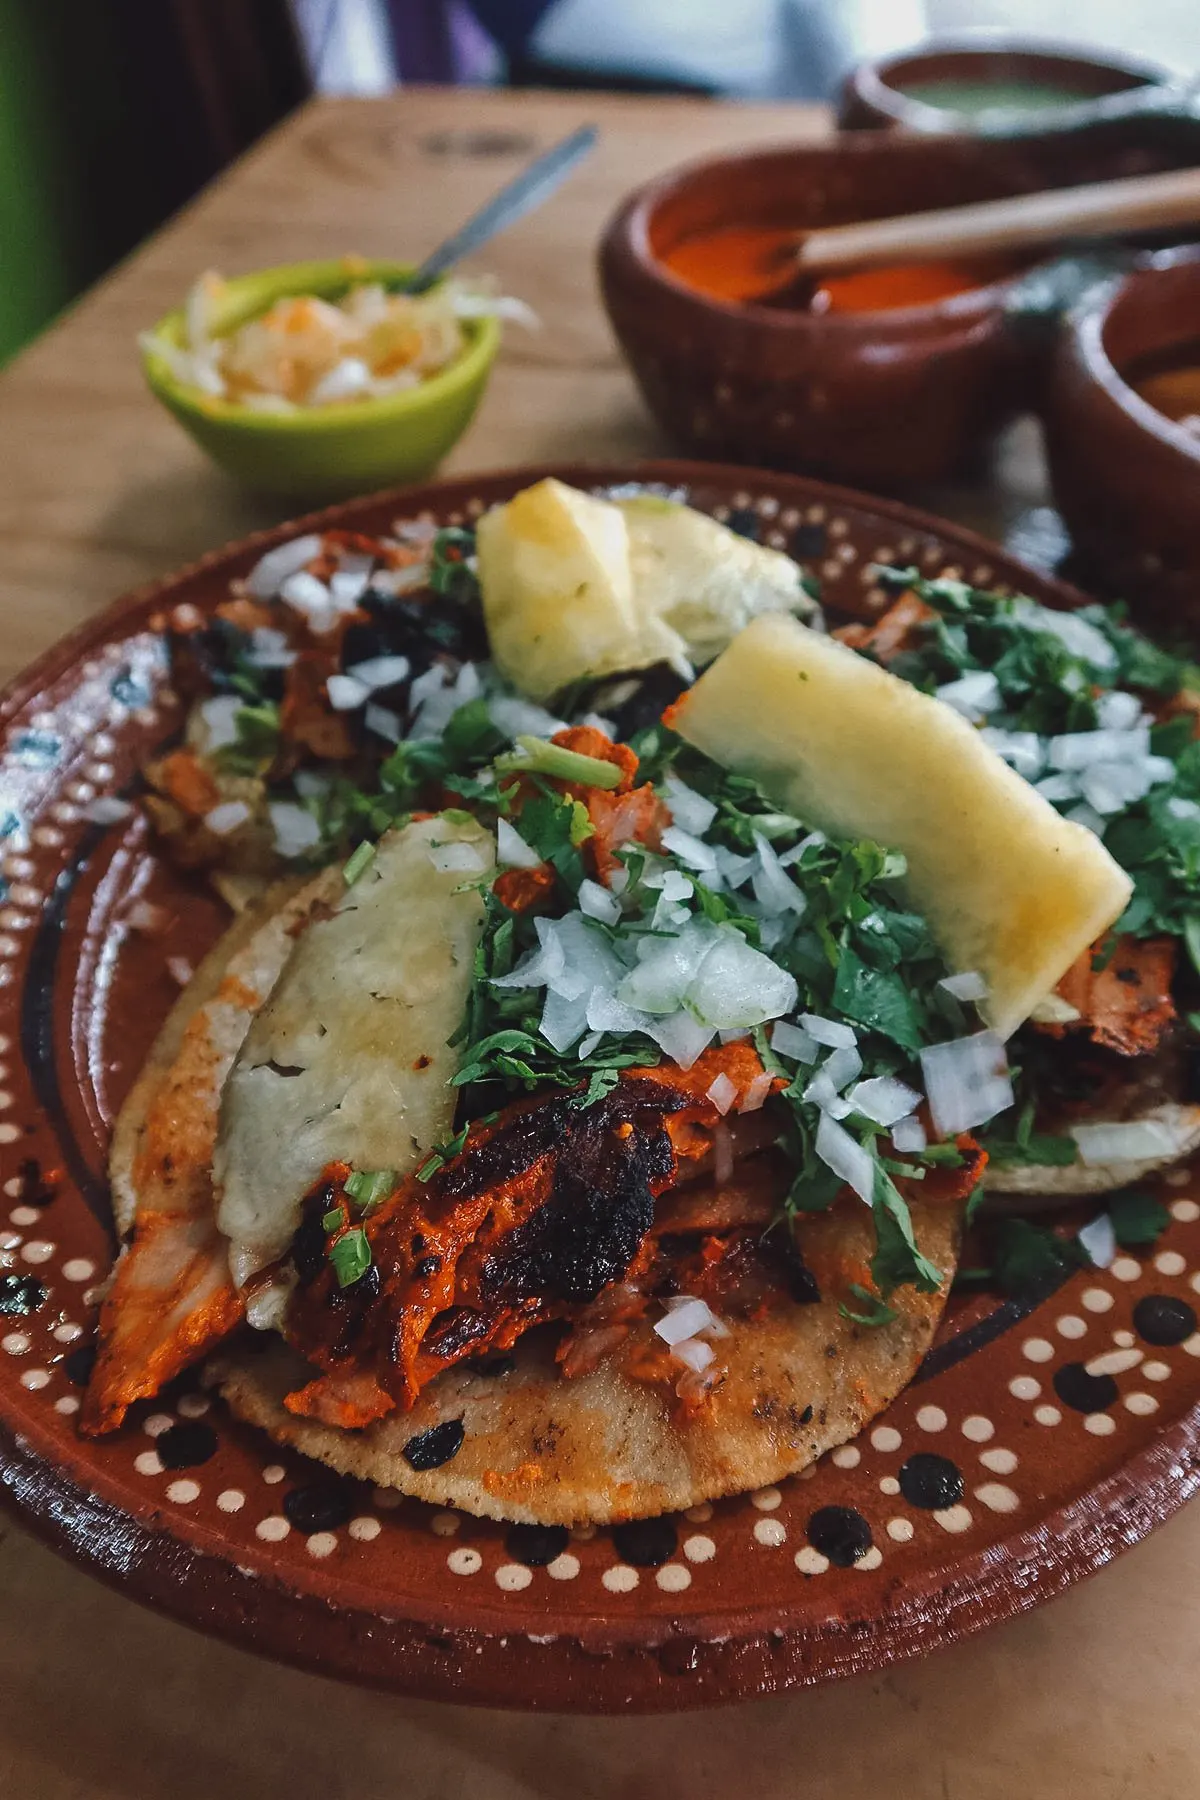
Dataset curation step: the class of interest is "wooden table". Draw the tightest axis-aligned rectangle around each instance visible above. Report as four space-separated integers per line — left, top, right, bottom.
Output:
0 85 1195 1798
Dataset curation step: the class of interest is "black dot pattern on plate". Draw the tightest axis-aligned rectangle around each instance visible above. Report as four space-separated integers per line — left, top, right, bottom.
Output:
63 1343 97 1387
898 1453 964 1511
806 1506 873 1567
402 1418 465 1471
155 1421 218 1470
790 522 827 559
611 1518 678 1568
0 1274 48 1316
505 1523 569 1567
282 1483 356 1534
1133 1294 1197 1347
1053 1364 1119 1413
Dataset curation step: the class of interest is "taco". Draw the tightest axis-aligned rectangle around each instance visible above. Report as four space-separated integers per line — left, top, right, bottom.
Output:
86 602 1126 1520
832 573 1200 1202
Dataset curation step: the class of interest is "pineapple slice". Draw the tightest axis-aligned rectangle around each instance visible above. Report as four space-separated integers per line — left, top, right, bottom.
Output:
477 479 677 702
476 480 812 702
620 495 815 668
672 614 1132 1040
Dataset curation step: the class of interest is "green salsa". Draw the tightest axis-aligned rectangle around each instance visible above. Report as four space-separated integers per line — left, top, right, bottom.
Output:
898 77 1110 118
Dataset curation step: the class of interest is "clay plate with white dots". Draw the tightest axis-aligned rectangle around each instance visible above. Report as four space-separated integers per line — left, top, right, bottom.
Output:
2 460 1199 1712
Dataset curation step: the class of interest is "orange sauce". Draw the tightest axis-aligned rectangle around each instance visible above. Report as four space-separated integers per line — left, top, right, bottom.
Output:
660 223 1017 311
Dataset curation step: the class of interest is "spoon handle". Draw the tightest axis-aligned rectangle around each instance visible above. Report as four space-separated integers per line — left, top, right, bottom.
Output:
796 166 1200 275
401 125 598 294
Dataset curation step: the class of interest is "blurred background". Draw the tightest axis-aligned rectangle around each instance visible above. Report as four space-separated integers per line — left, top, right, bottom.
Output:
2 0 1197 368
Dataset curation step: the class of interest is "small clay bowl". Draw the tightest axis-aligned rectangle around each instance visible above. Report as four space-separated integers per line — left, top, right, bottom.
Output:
1043 251 1200 619
840 36 1171 135
600 135 1054 489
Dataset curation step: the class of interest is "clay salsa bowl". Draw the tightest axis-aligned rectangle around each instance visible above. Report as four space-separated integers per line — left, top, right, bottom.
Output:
1043 252 1200 620
599 133 1083 490
839 36 1171 135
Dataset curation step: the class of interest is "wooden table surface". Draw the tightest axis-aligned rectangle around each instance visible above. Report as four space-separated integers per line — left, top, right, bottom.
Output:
0 84 1196 1798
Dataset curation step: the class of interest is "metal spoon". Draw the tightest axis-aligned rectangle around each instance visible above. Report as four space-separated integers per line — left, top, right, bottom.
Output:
392 124 598 295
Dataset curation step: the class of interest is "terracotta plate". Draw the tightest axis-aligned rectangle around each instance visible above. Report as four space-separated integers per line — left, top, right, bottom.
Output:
2 460 1199 1713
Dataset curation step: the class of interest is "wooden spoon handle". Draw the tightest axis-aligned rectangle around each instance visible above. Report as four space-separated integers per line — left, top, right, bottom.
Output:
795 167 1200 274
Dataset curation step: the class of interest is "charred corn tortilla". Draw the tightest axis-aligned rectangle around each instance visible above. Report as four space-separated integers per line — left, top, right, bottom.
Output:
88 871 342 1433
216 1190 958 1524
214 816 494 1282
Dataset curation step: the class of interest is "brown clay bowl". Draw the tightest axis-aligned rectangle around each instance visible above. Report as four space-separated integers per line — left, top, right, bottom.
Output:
1043 251 1200 621
839 36 1171 135
600 133 1138 489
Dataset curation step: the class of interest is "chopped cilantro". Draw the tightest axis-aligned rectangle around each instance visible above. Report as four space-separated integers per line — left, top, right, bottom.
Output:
839 1283 898 1327
416 1121 472 1183
344 1168 395 1210
321 1207 343 1234
342 840 376 886
329 1226 372 1288
215 701 281 776
1108 1188 1170 1247
493 735 623 790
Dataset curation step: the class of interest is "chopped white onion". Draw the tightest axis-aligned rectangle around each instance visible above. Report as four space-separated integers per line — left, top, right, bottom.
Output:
329 566 372 611
268 801 320 859
737 1071 774 1113
978 727 1044 780
586 990 650 1036
344 654 411 691
428 841 487 875
920 1031 1013 1136
364 703 403 743
848 1076 922 1127
1036 773 1079 804
936 671 1000 720
654 1298 715 1345
671 1336 716 1373
815 1110 876 1204
1070 1118 1184 1166
1078 758 1162 816
245 534 322 598
279 570 333 617
706 1072 737 1115
663 775 718 837
1095 689 1144 730
203 800 252 836
661 824 718 871
686 930 798 1030
771 1020 819 1064
1168 796 1200 821
938 970 989 1002
714 844 757 888
578 878 622 924
1011 598 1117 669
576 1031 603 1059
644 1011 716 1070
1047 725 1150 771
823 1044 864 1093
496 817 542 870
752 833 807 917
799 1013 857 1049
1078 1213 1116 1269
326 673 369 711
803 1069 851 1119
487 693 566 741
247 627 297 670
619 921 717 1014
890 1116 927 1154
719 1027 751 1044
1066 802 1107 837
197 694 242 750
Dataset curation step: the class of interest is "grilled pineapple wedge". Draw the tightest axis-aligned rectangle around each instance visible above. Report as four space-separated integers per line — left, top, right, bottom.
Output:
673 614 1132 1041
476 479 813 701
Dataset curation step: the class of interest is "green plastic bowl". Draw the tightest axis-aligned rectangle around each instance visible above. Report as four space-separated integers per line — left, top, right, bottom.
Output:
140 258 501 502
